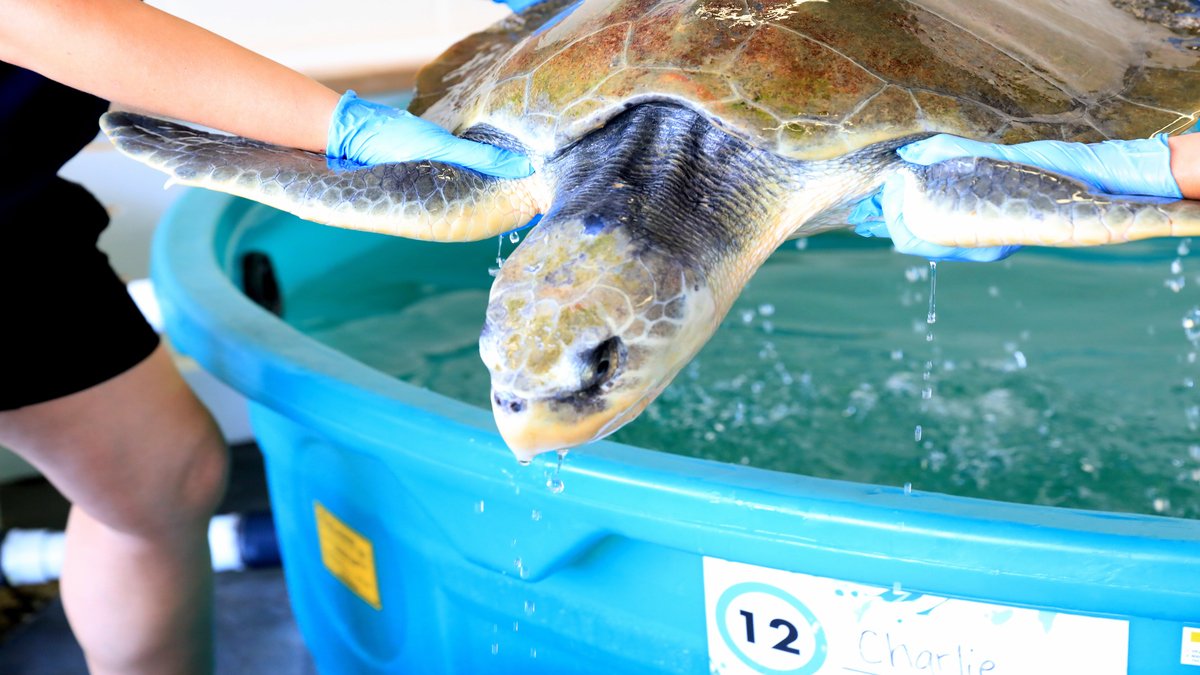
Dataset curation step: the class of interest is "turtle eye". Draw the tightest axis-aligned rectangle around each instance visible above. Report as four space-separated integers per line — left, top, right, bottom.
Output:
580 337 623 393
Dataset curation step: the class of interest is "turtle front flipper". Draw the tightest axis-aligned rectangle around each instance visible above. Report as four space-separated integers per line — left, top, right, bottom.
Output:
899 156 1200 248
100 111 544 242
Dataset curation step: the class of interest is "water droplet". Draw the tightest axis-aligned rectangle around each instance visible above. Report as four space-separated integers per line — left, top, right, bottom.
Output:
488 266 501 278
514 557 526 578
530 509 542 522
1153 497 1170 513
1180 238 1193 257
509 231 521 244
530 648 538 658
903 482 912 496
926 262 937 324
1186 405 1200 431
513 621 520 632
491 643 500 656
517 458 532 467
1172 258 1185 275
1013 351 1027 369
914 425 922 442
987 285 1000 298
547 477 565 494
891 349 904 361
475 500 485 514
1165 276 1186 293
524 600 536 615
794 238 809 250
921 387 933 400
740 310 755 324
758 303 776 317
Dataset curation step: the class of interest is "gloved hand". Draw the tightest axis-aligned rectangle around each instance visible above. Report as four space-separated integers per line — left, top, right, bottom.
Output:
849 133 1183 261
492 0 549 12
326 90 533 179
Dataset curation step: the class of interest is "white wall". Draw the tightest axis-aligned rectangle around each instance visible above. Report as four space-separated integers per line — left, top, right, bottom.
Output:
147 0 510 79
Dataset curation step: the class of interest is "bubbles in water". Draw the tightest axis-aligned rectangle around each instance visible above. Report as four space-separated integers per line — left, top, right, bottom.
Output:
758 303 776 317
1180 238 1192 257
904 265 928 283
1172 259 1185 275
1183 308 1200 343
740 310 755 324
1165 276 1186 293
794 238 809 251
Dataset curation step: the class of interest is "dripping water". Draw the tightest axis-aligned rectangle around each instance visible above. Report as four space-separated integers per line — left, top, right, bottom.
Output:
547 449 568 493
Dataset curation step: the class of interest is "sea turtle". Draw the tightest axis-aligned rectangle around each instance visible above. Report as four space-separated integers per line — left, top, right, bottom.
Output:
103 0 1200 461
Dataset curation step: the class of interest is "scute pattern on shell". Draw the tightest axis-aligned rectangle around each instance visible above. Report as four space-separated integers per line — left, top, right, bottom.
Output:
413 0 1200 160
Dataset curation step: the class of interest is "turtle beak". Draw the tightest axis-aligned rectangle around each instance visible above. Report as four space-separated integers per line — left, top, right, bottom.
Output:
490 388 652 462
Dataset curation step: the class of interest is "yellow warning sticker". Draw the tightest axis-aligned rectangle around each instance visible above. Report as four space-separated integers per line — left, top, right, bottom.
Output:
314 501 381 610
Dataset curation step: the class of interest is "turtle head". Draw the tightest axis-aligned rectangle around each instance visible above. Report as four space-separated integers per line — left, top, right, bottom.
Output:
480 214 718 461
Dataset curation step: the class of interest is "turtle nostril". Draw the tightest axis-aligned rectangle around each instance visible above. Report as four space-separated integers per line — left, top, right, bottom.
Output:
493 391 527 414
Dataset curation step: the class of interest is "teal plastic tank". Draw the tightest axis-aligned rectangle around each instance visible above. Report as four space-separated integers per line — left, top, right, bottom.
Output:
152 189 1200 674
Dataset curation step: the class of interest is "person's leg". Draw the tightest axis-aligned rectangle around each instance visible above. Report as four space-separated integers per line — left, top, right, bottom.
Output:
0 345 228 675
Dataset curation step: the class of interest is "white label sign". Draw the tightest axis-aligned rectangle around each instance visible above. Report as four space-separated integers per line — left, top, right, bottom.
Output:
1183 626 1200 666
704 557 1129 675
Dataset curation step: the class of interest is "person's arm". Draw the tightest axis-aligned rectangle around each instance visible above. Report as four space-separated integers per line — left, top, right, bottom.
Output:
1169 133 1200 199
0 0 338 153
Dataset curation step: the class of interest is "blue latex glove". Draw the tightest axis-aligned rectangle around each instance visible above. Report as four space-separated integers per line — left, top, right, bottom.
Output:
326 91 533 179
849 133 1183 262
493 0 548 11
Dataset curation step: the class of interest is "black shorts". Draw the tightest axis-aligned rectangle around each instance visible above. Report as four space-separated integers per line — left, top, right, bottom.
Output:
0 177 160 410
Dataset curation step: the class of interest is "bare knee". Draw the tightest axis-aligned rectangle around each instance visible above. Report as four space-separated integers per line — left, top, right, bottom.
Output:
0 347 231 537
101 406 230 536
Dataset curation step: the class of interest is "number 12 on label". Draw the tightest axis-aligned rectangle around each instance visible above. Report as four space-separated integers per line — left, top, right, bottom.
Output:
739 610 802 655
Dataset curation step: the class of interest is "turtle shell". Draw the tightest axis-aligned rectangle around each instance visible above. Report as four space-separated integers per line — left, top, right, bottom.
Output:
412 0 1200 160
